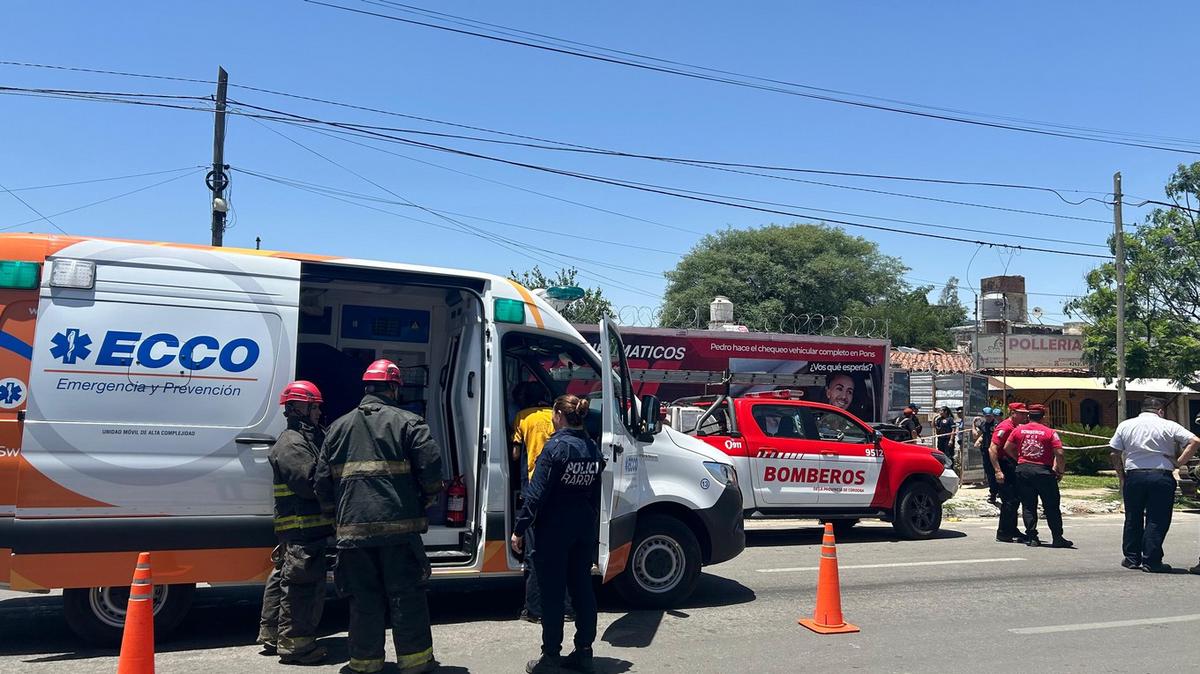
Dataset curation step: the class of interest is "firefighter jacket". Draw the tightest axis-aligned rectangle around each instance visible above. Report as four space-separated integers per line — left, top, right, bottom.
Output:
316 393 445 549
270 417 334 542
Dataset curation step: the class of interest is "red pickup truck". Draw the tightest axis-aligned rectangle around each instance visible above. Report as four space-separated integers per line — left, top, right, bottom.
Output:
669 391 960 538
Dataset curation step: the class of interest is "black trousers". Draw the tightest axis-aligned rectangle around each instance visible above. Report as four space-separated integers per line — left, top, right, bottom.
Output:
996 457 1022 539
259 542 327 654
980 446 999 497
336 536 434 672
1122 469 1176 566
532 521 598 657
1016 463 1063 540
524 526 573 618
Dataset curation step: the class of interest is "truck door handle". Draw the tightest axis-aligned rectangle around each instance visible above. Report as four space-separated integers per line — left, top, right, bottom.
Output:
611 443 624 458
820 450 837 456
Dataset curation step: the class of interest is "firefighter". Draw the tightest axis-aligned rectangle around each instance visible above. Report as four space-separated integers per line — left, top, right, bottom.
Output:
257 380 333 665
1003 404 1072 548
511 394 605 674
990 402 1030 543
316 360 445 674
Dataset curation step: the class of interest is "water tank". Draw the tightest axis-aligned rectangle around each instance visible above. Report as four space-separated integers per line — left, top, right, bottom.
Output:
979 291 1027 323
709 296 734 328
980 292 1007 321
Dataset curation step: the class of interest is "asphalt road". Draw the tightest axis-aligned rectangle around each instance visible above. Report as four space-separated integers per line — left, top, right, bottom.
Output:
4 513 1200 673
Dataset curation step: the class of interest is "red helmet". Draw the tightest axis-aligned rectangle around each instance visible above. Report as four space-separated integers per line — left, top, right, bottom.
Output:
279 380 323 405
363 359 403 385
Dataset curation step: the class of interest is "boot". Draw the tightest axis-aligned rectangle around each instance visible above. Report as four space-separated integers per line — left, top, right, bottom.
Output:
527 654 561 673
561 648 595 673
1025 536 1042 547
1050 537 1074 549
280 644 328 665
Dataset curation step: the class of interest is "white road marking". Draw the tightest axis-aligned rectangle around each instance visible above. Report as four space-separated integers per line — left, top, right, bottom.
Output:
1010 614 1200 634
757 557 1026 573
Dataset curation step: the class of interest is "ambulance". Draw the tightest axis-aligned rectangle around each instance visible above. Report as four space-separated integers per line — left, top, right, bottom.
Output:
669 390 959 539
0 234 745 643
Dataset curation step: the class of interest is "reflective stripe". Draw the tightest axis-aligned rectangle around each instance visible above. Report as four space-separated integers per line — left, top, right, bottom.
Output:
348 657 385 673
332 460 411 479
279 635 315 652
337 518 427 540
274 513 334 532
273 484 295 497
397 646 434 669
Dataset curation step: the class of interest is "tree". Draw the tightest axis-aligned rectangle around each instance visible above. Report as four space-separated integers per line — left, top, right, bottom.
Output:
847 284 968 351
1066 163 1200 383
509 266 614 324
937 276 966 313
661 223 906 329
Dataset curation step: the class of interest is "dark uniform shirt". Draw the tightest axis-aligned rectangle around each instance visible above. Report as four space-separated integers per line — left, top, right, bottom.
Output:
315 393 444 549
270 418 334 542
898 415 922 439
934 416 955 449
514 428 604 538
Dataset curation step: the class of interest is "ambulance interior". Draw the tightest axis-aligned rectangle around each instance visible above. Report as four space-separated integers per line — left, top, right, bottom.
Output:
294 264 484 564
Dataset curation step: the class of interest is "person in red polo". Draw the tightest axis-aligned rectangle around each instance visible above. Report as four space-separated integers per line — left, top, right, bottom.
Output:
989 402 1029 543
1004 404 1072 548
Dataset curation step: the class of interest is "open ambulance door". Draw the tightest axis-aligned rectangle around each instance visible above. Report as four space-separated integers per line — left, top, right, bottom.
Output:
598 317 641 582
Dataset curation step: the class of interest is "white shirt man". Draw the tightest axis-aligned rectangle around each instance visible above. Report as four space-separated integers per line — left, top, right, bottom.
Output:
1109 397 1200 573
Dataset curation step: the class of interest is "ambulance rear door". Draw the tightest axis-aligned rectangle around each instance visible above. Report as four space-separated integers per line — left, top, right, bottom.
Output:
598 318 641 582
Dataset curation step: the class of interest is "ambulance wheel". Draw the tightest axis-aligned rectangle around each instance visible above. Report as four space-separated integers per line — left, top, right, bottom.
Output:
614 514 701 608
892 482 942 540
63 583 194 646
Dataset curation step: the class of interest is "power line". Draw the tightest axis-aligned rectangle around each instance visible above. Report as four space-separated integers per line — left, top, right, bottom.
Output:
240 114 664 296
7 166 203 192
0 180 68 234
1 169 205 232
303 0 1200 156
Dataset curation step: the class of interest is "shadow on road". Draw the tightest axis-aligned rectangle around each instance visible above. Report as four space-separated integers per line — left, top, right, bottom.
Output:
746 525 967 548
0 570 754 664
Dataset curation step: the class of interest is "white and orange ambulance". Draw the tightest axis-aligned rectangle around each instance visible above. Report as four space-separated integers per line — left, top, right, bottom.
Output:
0 233 744 642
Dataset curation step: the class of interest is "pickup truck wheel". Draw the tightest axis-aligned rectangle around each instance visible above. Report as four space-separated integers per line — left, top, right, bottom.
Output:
892 482 942 540
63 583 195 646
613 514 701 608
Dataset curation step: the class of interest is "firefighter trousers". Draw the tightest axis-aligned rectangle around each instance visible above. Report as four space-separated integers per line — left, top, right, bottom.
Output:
996 458 1022 539
532 521 597 657
259 541 328 654
1016 463 1064 540
336 535 434 673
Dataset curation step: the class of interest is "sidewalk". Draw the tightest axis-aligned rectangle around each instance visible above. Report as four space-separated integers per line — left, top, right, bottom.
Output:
946 483 1123 518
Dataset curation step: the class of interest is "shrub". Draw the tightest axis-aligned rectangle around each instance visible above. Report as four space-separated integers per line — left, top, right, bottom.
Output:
1059 423 1114 476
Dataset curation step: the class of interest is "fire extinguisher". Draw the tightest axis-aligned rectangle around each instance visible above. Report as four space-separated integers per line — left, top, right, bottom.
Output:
446 475 467 528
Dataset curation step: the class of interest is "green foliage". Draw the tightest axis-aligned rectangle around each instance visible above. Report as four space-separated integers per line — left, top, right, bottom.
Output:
660 223 966 348
1067 163 1200 384
1059 423 1114 476
508 266 614 325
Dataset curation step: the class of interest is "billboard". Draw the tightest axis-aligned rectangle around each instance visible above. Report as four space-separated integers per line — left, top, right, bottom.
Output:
973 334 1086 369
576 326 890 422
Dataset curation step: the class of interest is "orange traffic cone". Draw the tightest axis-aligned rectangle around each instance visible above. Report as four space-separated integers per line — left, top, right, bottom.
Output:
117 552 155 673
798 523 860 634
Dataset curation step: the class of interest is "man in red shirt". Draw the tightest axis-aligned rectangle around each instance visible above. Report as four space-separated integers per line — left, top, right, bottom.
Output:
989 402 1030 543
1004 404 1072 548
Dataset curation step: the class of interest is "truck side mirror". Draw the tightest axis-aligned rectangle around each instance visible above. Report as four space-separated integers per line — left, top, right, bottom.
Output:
640 395 662 438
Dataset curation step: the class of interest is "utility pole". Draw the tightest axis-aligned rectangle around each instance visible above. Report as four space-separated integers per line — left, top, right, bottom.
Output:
1114 172 1127 423
208 67 230 247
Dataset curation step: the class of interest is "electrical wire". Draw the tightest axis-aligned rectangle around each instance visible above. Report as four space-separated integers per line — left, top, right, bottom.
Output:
0 179 68 234
7 166 204 192
0 169 205 231
304 0 1200 155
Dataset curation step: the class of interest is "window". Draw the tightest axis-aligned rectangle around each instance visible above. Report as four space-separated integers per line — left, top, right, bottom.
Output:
805 408 870 444
749 404 804 439
695 404 732 436
1048 399 1068 428
502 332 603 427
605 328 640 435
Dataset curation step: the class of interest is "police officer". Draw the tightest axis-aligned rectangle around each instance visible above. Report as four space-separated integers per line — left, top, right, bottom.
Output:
257 380 333 665
316 360 445 674
511 394 605 674
975 407 1000 505
990 402 1029 543
1004 404 1072 548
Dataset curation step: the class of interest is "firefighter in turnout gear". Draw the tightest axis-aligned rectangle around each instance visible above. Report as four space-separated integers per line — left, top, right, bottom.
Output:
257 380 333 665
316 359 445 674
512 394 606 674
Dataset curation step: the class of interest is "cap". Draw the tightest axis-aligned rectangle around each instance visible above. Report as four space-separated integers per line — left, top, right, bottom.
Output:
1008 402 1028 413
1027 404 1047 413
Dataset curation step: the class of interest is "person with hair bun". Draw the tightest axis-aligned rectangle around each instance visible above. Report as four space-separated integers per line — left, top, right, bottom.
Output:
512 394 605 673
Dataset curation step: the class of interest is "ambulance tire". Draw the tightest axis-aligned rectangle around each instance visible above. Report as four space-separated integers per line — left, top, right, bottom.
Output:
892 481 942 540
613 514 701 608
63 583 195 646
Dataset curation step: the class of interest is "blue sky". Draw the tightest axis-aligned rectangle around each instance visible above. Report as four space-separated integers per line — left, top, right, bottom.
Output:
2 1 1196 323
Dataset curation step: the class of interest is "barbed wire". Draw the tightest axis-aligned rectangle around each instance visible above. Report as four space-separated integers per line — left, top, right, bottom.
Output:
608 305 891 338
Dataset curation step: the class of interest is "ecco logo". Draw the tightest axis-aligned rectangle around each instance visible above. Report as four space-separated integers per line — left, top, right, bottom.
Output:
49 329 261 373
